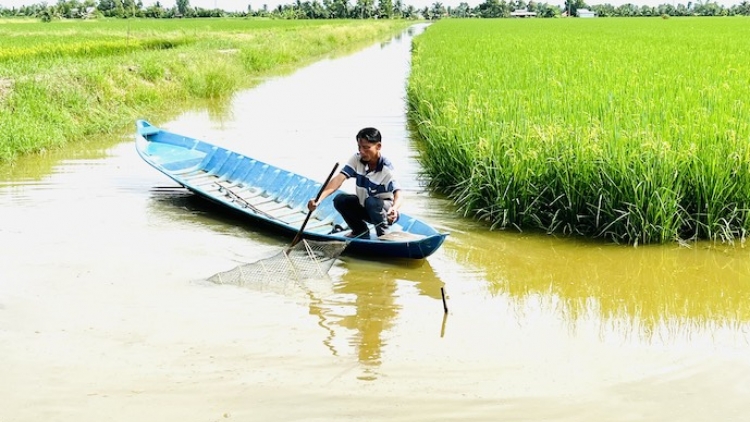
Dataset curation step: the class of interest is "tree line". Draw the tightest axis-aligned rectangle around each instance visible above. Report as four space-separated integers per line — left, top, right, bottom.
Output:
1 0 749 20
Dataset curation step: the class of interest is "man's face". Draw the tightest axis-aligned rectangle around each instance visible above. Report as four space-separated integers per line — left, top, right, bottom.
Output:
357 139 381 163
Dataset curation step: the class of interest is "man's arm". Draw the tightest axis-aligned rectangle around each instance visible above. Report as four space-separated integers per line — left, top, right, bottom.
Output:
387 189 402 223
307 173 347 211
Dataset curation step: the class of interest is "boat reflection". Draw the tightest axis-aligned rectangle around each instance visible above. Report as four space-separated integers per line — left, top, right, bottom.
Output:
307 258 445 381
146 184 294 244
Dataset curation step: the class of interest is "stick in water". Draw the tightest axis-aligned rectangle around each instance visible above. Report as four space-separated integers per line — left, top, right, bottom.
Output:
441 286 448 314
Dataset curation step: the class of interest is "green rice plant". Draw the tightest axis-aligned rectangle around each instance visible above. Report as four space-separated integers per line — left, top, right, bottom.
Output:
135 55 167 82
408 18 750 245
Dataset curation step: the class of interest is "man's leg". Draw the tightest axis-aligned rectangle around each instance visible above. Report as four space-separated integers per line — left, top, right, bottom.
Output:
363 196 391 237
333 193 370 238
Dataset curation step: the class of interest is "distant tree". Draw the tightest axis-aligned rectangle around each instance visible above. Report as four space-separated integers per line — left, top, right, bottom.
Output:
616 2 639 15
320 0 332 17
40 6 58 21
536 2 560 16
144 2 165 17
591 3 615 16
377 0 393 18
512 0 527 11
299 0 327 18
694 0 724 15
121 0 137 17
353 0 375 18
328 0 350 17
401 4 417 17
426 1 445 18
478 0 510 17
393 0 403 16
563 0 587 15
452 1 471 16
55 0 74 18
176 0 190 16
97 0 114 15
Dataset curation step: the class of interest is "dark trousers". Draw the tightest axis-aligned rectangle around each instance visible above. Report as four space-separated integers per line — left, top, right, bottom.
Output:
333 193 391 238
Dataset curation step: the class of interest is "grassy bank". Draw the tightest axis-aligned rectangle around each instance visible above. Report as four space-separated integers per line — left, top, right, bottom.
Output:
407 18 750 245
0 18 413 162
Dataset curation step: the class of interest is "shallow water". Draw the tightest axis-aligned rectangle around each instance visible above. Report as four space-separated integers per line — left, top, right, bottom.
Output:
2 24 750 422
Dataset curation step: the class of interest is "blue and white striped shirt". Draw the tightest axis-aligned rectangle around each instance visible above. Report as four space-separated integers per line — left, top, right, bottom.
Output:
341 153 400 207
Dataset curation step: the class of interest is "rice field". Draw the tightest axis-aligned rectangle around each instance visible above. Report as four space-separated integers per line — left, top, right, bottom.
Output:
0 19 346 63
0 18 412 162
407 17 750 245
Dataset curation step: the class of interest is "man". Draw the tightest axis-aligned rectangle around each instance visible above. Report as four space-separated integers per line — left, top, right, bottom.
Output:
307 127 402 239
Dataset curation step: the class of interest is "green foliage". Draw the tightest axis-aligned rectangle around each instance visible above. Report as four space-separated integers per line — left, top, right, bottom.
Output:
408 18 750 245
181 58 241 98
176 0 191 16
135 56 167 82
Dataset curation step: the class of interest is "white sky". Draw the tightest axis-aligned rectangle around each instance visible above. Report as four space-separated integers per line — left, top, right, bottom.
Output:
0 0 741 11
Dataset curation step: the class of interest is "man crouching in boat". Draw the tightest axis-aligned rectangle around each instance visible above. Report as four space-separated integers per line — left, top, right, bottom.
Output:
307 127 402 240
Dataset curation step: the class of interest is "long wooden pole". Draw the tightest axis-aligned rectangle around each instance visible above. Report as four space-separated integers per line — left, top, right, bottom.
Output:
289 162 339 249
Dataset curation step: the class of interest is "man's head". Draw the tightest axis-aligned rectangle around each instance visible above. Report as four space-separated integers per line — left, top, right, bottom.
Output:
356 127 382 164
356 127 381 144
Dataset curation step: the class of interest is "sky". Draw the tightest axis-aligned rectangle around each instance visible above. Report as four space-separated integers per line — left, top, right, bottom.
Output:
0 0 741 12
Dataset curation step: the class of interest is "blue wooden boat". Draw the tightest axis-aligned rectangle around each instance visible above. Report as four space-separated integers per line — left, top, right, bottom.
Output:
135 120 448 259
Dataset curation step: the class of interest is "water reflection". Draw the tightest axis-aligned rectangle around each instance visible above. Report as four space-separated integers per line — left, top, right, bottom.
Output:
445 226 750 343
0 140 117 183
145 182 301 246
148 182 448 374
308 259 444 381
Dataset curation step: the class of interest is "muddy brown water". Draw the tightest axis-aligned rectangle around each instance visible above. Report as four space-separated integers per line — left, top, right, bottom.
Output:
2 24 749 422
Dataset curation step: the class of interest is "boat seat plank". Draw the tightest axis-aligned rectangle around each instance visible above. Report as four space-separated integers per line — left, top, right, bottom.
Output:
216 180 243 190
217 183 255 196
179 170 208 179
273 208 306 219
243 193 273 205
182 170 210 179
193 179 220 187
251 197 277 206
183 174 216 184
285 214 307 224
259 203 293 214
217 186 285 223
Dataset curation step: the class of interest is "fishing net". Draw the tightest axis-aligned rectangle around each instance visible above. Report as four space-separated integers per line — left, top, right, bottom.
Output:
208 238 348 288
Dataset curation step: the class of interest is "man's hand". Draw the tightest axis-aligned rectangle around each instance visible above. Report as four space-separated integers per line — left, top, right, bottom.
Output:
307 199 318 212
387 208 399 224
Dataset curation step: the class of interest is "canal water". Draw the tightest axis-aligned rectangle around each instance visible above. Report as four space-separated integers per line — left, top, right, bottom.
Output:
2 24 749 422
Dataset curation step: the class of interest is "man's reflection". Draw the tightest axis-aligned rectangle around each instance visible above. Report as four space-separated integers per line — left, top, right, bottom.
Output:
307 259 444 381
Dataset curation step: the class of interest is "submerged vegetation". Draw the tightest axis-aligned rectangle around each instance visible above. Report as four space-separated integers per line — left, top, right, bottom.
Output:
0 18 412 162
408 18 750 245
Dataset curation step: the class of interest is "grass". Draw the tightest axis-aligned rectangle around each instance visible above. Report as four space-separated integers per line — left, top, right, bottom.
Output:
407 17 750 245
0 18 414 162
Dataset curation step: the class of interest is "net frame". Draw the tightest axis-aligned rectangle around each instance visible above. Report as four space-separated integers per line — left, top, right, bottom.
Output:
208 238 348 287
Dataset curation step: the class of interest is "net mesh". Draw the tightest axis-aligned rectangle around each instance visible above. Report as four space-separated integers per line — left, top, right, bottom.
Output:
208 239 348 287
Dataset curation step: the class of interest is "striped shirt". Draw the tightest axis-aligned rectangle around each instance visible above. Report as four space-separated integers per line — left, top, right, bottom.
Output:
341 153 400 207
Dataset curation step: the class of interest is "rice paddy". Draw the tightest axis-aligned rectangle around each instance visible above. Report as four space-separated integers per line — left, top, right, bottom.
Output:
407 17 750 245
0 18 412 162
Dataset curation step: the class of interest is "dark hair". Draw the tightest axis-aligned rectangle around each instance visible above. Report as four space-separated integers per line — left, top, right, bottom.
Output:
356 127 381 143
